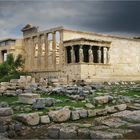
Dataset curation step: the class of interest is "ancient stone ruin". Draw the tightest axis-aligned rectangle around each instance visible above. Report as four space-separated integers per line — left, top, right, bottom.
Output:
0 75 140 139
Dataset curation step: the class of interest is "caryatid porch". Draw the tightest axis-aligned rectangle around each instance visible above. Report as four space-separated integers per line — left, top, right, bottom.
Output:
64 38 111 65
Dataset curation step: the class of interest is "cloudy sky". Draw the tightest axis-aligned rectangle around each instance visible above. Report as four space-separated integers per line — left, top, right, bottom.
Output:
0 0 140 39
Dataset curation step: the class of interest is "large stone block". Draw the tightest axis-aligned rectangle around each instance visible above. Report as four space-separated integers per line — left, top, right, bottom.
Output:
40 115 50 124
0 82 9 86
26 76 32 83
77 109 88 118
18 93 40 104
48 108 71 122
47 125 61 139
87 109 96 117
0 107 13 116
16 112 39 126
10 79 18 83
32 98 57 109
94 95 113 104
115 104 127 111
90 130 123 139
71 111 80 120
18 76 26 83
32 98 46 109
59 127 77 139
4 90 16 96
78 128 90 139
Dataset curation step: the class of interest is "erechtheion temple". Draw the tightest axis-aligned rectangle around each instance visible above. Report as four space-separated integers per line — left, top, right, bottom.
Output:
0 24 140 83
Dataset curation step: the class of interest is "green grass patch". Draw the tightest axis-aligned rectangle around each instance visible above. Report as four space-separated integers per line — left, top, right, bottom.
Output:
117 90 140 97
0 96 18 104
41 94 69 101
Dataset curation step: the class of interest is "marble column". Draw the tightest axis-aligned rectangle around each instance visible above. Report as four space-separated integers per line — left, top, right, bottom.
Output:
79 45 83 63
97 46 101 63
37 35 41 71
89 46 93 63
31 37 34 69
59 31 63 69
45 33 48 69
25 38 30 71
52 32 56 69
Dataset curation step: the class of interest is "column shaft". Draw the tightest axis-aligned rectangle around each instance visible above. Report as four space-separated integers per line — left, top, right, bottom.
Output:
59 31 63 69
31 37 34 69
52 32 56 69
45 34 48 69
37 36 41 71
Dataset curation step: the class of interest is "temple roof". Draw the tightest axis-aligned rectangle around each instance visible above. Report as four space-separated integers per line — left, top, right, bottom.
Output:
64 38 111 44
63 38 111 47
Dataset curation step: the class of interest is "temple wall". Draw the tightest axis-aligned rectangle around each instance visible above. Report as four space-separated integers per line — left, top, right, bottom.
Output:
63 30 140 82
0 39 24 63
21 28 140 83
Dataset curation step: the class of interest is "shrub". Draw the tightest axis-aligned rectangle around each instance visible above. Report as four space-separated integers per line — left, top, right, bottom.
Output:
0 54 26 82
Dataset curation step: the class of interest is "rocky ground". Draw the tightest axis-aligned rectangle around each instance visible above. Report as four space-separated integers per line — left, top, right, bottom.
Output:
0 76 140 139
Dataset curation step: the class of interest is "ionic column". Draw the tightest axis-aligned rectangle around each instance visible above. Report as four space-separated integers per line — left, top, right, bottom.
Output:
97 46 101 63
31 37 34 69
71 46 75 63
52 32 56 69
89 46 93 63
37 35 41 71
79 45 83 63
59 31 63 68
45 33 48 69
103 47 107 64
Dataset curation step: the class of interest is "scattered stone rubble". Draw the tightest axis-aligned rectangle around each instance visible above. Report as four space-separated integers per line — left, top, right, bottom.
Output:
0 76 140 139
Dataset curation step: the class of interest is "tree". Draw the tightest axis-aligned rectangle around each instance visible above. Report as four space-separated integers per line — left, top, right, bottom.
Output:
0 63 9 78
0 54 24 80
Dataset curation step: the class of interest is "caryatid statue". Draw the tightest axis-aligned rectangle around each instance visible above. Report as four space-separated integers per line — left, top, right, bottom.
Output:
89 46 93 63
70 47 75 63
79 45 83 62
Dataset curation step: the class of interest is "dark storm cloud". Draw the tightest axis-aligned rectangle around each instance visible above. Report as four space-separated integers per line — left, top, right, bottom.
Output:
0 0 140 38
